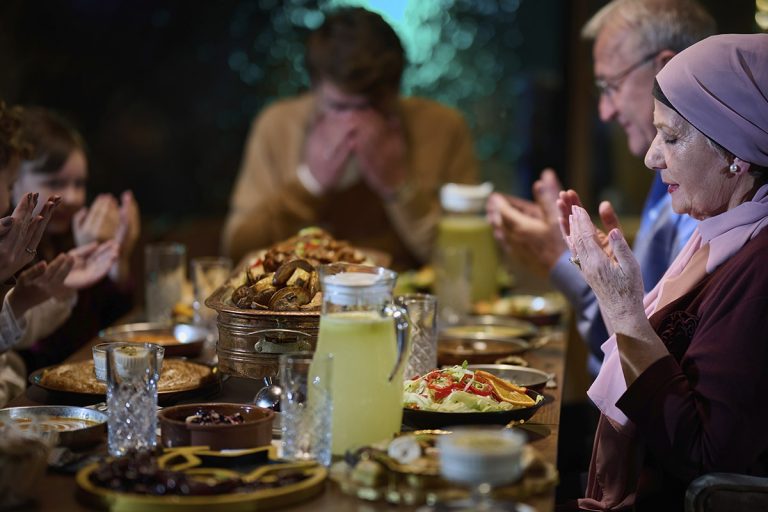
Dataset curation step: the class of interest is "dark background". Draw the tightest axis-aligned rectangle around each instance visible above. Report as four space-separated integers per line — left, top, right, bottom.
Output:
0 0 758 251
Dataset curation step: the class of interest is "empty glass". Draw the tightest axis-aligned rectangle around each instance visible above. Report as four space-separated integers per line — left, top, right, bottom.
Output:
434 246 472 327
106 344 161 456
191 256 232 328
279 352 333 466
145 242 187 324
396 293 438 380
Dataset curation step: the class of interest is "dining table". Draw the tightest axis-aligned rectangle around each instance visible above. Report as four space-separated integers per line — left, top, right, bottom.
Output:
6 314 568 512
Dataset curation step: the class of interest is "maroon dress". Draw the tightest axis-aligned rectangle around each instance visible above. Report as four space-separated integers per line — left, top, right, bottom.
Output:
614 228 768 509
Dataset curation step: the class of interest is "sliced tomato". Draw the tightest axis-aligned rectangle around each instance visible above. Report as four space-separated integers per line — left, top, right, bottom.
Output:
427 374 456 401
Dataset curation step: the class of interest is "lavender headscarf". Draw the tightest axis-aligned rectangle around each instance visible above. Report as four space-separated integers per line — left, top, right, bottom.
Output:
655 33 768 167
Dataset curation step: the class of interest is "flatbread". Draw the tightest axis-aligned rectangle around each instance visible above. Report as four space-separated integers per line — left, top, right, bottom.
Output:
39 359 214 394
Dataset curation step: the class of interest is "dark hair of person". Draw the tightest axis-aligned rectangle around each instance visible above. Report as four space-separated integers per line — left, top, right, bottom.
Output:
653 80 767 185
0 102 31 170
19 107 85 175
304 7 405 99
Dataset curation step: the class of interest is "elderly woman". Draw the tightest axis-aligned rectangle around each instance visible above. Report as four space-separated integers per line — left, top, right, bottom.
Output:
561 34 768 510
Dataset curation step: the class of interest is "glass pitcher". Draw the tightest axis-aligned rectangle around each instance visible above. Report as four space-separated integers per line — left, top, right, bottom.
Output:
314 263 410 456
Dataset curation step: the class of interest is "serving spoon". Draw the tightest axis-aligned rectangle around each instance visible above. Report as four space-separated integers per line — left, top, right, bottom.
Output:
253 377 282 410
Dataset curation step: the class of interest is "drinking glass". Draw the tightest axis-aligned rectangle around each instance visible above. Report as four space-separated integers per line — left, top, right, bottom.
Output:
93 342 164 382
191 256 232 328
396 293 438 380
106 344 161 457
279 352 333 466
145 243 187 324
434 246 471 327
436 426 526 511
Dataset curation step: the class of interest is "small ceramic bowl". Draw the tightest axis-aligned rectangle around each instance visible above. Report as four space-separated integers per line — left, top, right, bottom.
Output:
92 342 165 381
158 403 275 450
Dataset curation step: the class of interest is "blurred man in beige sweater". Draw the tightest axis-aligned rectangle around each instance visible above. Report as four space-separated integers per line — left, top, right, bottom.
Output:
223 7 478 269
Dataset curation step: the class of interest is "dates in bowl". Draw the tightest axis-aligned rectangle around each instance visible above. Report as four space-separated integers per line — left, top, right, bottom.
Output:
158 403 274 450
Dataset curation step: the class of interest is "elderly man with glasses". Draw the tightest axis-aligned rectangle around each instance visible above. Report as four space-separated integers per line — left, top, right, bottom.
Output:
487 0 714 378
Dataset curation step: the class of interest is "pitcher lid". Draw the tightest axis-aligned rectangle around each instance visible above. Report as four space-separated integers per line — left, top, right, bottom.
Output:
440 182 494 213
321 269 395 305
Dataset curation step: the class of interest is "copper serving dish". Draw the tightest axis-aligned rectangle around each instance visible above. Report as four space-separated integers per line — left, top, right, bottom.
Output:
206 240 390 380
206 283 319 380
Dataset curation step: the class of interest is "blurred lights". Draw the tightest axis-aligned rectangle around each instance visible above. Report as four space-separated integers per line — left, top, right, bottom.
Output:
225 0 549 191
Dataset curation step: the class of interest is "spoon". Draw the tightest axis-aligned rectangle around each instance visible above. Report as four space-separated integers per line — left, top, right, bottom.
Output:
253 377 283 411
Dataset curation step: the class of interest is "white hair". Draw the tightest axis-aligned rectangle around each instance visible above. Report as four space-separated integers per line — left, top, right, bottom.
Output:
582 0 715 54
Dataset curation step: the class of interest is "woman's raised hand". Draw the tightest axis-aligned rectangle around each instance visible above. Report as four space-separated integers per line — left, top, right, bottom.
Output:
0 193 60 283
114 190 140 260
72 193 120 247
109 190 140 286
557 190 621 261
566 206 646 333
64 240 119 290
7 254 75 319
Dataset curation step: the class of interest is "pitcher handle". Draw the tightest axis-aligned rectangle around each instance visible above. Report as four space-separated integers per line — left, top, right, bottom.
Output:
382 304 411 382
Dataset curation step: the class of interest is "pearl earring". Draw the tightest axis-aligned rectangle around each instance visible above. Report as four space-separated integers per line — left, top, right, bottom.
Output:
729 162 739 174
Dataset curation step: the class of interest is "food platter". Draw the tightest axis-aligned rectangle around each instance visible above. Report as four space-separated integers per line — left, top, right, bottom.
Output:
76 445 326 512
438 337 530 366
440 316 538 341
474 294 565 326
0 405 106 449
29 359 218 405
437 317 540 366
98 323 207 358
402 389 544 430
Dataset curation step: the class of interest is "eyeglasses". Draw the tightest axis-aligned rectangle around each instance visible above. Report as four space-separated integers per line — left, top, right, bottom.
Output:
594 51 660 99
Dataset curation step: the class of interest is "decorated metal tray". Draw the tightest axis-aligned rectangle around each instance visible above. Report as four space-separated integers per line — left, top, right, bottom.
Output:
76 445 327 511
331 431 557 506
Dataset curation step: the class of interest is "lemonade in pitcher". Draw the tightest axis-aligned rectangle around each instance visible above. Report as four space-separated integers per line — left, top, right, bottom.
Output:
315 311 404 455
314 264 409 456
436 182 500 303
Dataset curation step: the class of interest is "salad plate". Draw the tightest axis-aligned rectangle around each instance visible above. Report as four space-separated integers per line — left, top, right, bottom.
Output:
402 389 544 429
402 365 545 429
